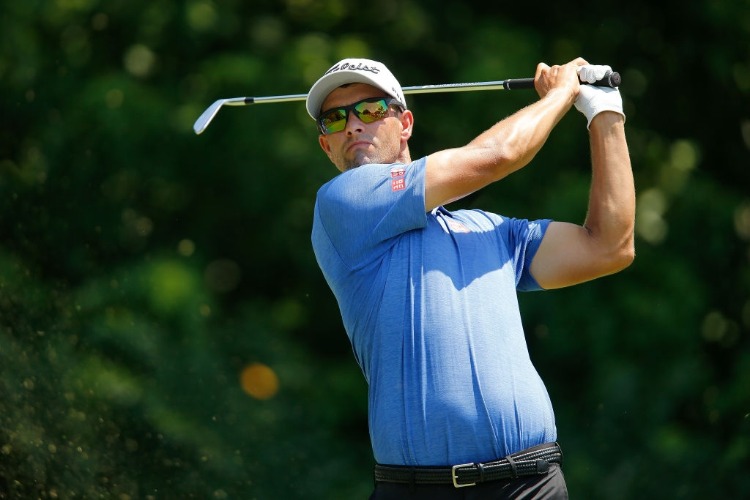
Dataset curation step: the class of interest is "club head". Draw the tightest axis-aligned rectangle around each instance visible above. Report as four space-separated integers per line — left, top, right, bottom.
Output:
193 97 251 134
193 99 228 135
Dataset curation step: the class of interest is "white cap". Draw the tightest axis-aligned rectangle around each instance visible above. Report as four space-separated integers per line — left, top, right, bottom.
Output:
306 58 407 119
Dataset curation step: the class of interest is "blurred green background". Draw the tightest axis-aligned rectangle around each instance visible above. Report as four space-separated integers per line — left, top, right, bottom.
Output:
1 0 749 498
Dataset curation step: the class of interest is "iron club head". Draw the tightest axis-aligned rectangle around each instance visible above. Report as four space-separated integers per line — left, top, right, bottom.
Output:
193 97 248 135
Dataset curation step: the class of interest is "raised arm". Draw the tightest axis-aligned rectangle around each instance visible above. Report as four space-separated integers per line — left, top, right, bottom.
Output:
530 77 635 288
530 111 635 289
423 59 584 211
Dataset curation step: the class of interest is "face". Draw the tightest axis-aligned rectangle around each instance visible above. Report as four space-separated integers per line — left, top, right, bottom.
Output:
317 83 413 172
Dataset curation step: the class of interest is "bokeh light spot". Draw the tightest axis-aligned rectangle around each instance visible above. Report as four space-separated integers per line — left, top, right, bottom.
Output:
124 44 156 78
177 239 195 257
187 0 217 32
240 363 279 400
742 120 750 150
148 261 198 313
636 188 668 244
669 139 698 172
702 311 727 342
734 202 750 240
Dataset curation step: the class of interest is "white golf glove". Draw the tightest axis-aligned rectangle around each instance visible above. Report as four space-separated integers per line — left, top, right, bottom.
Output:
574 65 625 129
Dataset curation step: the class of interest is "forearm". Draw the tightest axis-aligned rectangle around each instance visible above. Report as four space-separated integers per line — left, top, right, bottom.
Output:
468 87 575 179
584 112 636 263
423 88 574 209
424 60 581 211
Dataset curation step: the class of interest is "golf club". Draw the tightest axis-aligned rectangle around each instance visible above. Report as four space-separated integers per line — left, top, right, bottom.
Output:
193 71 621 135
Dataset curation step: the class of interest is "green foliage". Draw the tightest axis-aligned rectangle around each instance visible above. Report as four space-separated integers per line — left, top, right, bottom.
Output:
1 0 749 498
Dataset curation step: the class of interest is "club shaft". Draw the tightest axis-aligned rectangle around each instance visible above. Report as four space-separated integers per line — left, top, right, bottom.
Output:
244 79 533 105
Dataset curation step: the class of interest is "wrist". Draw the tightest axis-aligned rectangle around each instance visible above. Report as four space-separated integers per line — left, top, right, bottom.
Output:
543 86 577 107
588 110 625 130
588 112 626 142
574 86 624 129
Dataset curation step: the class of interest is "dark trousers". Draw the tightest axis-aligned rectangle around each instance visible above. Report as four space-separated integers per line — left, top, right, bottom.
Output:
369 463 568 500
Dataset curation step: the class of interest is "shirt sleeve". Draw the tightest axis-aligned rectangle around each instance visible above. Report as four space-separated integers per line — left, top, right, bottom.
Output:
508 217 552 292
314 159 428 270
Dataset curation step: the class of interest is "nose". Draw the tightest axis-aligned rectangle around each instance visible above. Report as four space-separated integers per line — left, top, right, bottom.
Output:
344 110 364 134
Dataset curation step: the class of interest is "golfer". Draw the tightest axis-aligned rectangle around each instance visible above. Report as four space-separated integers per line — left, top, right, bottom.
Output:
307 57 634 499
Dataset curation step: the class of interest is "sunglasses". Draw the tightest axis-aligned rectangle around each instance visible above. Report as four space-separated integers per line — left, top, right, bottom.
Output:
317 97 404 135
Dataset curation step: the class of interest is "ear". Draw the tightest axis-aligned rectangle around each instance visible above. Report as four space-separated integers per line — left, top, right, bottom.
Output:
400 110 414 141
318 134 333 159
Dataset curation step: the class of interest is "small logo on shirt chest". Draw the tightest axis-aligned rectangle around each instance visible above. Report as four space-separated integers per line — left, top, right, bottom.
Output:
445 218 470 233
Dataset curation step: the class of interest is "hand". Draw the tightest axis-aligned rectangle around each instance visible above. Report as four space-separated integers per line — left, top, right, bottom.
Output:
534 58 586 101
574 65 625 129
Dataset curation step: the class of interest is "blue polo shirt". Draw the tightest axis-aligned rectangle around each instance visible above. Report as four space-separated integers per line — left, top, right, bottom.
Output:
311 157 556 466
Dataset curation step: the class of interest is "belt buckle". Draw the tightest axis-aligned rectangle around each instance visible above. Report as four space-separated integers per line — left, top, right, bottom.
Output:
451 463 476 488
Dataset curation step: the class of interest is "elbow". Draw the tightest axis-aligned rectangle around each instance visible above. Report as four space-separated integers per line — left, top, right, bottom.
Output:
616 247 636 272
478 141 534 180
609 236 636 273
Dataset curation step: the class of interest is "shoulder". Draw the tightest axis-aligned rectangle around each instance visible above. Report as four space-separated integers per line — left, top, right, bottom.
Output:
317 159 426 205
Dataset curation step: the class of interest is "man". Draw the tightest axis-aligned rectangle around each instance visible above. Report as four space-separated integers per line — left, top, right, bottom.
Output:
306 57 634 499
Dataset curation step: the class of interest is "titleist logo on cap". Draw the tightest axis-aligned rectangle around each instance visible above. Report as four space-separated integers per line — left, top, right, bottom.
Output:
324 61 381 76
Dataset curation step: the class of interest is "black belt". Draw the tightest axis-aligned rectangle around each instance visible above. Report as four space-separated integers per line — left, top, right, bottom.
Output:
374 442 563 488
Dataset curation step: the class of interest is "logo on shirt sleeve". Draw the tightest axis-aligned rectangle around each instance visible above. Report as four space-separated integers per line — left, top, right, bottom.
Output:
390 166 406 191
